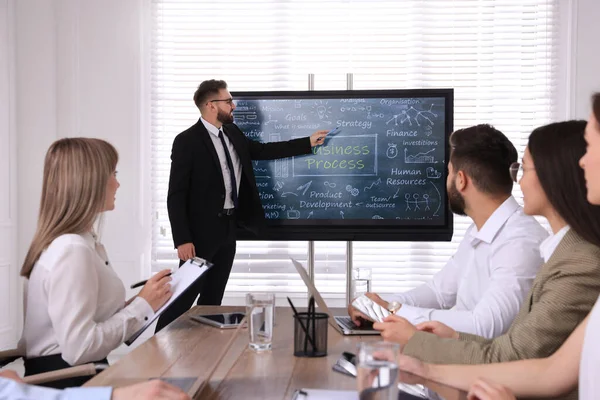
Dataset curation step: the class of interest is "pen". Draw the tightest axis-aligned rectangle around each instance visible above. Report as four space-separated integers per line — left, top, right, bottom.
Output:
327 126 342 135
316 127 342 143
130 273 172 289
287 297 316 351
292 389 308 400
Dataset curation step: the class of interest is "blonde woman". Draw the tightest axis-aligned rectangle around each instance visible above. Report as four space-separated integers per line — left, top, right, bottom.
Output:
398 94 600 400
18 138 172 388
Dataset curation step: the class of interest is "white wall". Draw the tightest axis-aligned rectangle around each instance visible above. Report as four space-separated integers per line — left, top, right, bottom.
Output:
0 0 18 349
2 0 599 349
571 0 600 119
2 0 151 349
16 0 149 274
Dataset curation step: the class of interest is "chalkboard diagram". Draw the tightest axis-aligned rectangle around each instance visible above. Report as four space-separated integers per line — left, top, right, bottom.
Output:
311 100 333 125
404 148 437 164
386 103 438 127
233 95 448 223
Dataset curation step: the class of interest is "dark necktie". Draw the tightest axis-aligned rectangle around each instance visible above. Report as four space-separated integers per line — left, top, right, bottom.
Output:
218 129 238 208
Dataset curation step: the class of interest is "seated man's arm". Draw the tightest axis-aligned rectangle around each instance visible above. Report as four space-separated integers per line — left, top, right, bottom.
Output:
385 246 465 316
407 238 544 338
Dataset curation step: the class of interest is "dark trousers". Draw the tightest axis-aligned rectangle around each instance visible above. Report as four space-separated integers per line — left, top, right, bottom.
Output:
24 354 108 389
155 218 237 333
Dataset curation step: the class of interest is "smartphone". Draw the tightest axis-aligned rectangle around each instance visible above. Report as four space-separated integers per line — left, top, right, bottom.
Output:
327 126 342 136
332 351 357 377
351 304 376 323
352 294 389 323
342 351 357 365
190 312 245 329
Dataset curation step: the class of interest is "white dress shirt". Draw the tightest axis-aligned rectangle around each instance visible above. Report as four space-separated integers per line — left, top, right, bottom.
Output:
201 117 242 209
20 232 154 365
580 294 600 400
384 196 548 338
0 377 111 400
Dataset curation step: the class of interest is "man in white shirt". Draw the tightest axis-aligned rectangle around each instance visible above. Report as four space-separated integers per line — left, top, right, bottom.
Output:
0 370 189 400
349 124 548 339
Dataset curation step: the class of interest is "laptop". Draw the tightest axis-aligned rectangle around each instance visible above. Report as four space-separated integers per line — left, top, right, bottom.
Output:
291 259 380 336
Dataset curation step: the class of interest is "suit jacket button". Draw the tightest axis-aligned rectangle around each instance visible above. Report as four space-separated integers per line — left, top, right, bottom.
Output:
217 213 222 217
221 194 225 199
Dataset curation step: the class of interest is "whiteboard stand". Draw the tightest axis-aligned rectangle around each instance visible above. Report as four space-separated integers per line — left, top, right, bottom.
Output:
307 73 316 283
305 72 356 301
346 242 353 304
345 73 354 304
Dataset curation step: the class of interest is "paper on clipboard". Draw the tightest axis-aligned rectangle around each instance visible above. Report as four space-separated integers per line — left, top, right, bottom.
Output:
125 257 212 345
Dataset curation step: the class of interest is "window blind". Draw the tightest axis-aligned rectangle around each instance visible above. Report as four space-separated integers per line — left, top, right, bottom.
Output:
151 0 558 306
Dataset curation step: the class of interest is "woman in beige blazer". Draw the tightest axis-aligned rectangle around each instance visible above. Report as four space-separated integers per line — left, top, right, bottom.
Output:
394 93 600 400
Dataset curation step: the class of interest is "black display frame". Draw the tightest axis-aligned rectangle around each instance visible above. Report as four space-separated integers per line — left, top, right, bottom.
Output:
233 88 454 241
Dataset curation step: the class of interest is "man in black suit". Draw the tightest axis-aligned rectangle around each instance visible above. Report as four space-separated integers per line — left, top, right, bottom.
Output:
155 80 328 332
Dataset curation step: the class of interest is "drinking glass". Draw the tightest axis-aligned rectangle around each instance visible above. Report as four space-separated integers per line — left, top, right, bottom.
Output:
352 267 372 299
357 341 400 400
246 292 275 352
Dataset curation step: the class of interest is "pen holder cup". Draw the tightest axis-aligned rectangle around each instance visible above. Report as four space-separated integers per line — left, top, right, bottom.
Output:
293 312 329 357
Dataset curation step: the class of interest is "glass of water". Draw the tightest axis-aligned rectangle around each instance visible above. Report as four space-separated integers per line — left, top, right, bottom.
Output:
352 267 372 298
246 292 275 352
357 341 400 400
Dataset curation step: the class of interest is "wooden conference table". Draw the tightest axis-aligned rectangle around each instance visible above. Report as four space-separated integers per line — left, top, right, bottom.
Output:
86 306 467 399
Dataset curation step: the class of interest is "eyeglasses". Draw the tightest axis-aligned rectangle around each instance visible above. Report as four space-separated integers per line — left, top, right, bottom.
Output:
509 162 534 182
210 98 234 106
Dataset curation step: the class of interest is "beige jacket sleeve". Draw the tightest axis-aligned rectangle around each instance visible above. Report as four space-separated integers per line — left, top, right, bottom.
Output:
403 232 600 365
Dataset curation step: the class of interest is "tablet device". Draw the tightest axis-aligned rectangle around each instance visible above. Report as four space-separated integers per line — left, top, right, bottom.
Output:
190 312 246 329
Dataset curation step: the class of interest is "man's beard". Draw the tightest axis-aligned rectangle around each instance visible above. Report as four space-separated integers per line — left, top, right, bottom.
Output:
217 108 234 125
448 179 467 216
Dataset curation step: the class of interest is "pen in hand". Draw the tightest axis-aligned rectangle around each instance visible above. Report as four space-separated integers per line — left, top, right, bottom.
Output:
130 273 172 289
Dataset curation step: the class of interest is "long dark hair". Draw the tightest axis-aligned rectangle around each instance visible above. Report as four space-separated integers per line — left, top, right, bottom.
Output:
528 120 600 247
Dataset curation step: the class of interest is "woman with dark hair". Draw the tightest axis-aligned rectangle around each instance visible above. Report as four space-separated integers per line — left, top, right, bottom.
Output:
521 120 600 246
395 96 600 400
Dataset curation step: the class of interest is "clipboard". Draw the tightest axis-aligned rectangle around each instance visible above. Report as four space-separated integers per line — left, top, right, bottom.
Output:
125 257 213 345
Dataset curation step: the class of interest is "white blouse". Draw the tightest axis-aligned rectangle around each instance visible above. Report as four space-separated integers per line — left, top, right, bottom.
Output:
19 232 154 365
580 295 600 399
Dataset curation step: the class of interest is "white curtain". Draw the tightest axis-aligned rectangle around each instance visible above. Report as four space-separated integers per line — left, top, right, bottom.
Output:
151 0 558 305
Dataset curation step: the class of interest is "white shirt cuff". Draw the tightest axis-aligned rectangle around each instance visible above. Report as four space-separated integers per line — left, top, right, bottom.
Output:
382 293 407 305
129 296 155 323
394 304 430 325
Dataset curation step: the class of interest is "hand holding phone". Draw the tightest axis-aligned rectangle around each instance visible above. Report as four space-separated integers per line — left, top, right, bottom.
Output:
352 294 390 323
